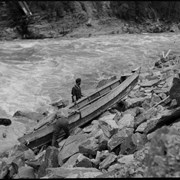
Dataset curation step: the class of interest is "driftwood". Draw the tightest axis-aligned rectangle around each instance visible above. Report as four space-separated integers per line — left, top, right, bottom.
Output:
144 107 180 134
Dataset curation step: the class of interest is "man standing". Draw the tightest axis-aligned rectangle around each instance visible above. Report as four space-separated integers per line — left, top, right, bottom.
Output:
71 78 83 103
51 108 70 147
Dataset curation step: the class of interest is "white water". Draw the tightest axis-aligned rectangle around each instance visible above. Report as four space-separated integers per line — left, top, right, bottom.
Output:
0 33 179 116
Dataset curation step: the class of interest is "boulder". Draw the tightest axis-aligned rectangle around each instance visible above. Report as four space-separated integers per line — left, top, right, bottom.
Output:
99 153 117 170
158 92 167 100
132 133 147 150
91 150 109 166
95 169 119 178
46 167 102 178
83 121 99 134
107 163 122 172
61 153 81 168
134 107 158 128
89 128 104 139
170 120 180 132
132 90 146 98
170 77 180 106
123 107 141 117
142 126 180 177
170 99 178 108
98 132 109 151
38 146 59 177
71 127 83 135
60 133 88 162
16 166 35 179
76 154 93 168
135 122 148 133
150 94 162 106
98 115 119 138
133 143 151 162
24 149 35 161
108 109 122 123
79 137 99 156
141 98 151 111
77 171 103 178
108 128 133 151
118 113 134 130
140 79 160 87
117 154 134 165
0 160 8 179
125 97 145 108
119 135 137 155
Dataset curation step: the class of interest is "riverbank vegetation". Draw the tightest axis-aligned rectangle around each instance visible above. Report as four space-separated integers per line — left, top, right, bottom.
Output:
0 1 180 40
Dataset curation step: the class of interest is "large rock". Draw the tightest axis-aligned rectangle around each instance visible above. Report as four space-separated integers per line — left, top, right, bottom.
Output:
131 133 147 150
134 107 158 128
98 132 109 151
79 137 100 156
46 167 102 178
89 128 104 139
99 153 117 170
169 77 180 105
95 169 119 178
83 121 99 134
108 128 133 151
142 126 180 177
133 142 151 162
123 107 141 117
118 113 134 130
137 121 147 132
61 153 81 168
16 166 35 179
117 154 135 165
119 135 137 155
125 97 145 108
140 79 160 87
76 154 93 168
24 149 35 161
98 114 119 138
141 98 151 111
38 146 59 177
60 133 88 162
91 150 109 166
0 160 8 179
150 94 162 106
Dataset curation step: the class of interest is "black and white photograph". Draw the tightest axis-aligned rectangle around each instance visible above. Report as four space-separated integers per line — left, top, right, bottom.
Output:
0 1 180 178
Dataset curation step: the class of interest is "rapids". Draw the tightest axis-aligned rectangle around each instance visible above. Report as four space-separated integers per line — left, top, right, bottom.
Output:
0 33 179 116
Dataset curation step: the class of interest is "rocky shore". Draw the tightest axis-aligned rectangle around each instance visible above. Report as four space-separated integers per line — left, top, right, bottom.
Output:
1 49 180 178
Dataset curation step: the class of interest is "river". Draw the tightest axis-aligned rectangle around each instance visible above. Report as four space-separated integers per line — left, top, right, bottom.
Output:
0 32 179 116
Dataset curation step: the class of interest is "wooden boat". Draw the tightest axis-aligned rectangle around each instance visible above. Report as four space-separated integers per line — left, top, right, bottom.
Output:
18 68 140 150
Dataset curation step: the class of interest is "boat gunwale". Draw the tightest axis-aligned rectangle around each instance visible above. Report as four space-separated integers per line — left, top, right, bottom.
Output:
18 68 140 146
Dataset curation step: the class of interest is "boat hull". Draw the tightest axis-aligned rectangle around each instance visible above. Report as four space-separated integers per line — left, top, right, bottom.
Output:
18 69 140 150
